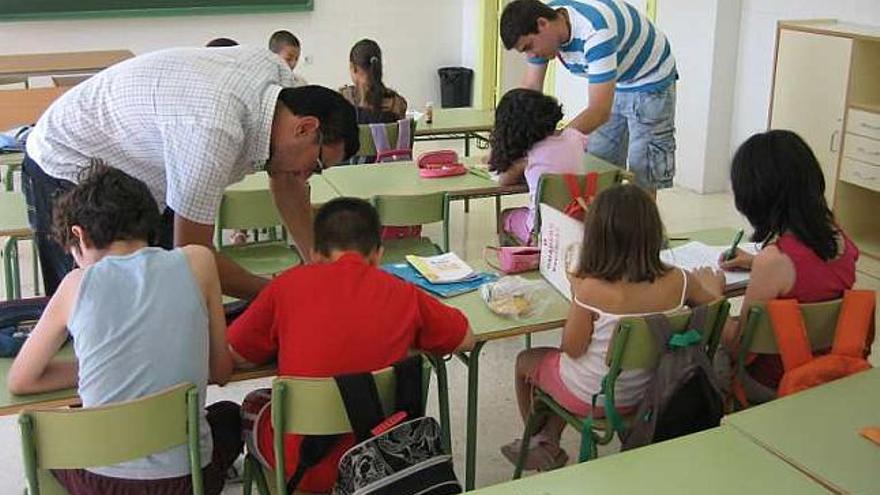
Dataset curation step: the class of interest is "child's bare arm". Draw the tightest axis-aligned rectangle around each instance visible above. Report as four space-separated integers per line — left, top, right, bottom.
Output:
183 245 234 385
8 271 81 395
454 327 476 352
561 283 596 359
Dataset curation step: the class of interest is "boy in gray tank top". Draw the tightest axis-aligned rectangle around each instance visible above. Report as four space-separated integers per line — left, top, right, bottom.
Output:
9 163 242 495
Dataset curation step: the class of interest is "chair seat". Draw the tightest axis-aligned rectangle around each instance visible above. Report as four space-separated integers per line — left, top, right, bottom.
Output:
220 241 302 276
381 237 442 264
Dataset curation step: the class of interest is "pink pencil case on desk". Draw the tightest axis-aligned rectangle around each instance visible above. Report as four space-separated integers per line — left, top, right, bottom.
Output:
484 246 541 274
417 150 468 178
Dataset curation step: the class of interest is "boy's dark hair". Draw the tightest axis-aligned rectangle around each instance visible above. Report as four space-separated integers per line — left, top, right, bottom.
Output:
578 184 669 283
269 30 301 52
500 0 560 50
314 197 381 257
488 88 563 172
52 162 160 251
731 130 838 260
205 37 239 47
278 86 360 160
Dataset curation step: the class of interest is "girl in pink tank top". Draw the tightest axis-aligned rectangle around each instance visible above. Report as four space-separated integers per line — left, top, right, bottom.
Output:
488 89 586 245
721 130 860 390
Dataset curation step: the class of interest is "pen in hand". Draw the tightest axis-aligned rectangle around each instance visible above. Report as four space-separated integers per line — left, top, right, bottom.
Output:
724 229 745 262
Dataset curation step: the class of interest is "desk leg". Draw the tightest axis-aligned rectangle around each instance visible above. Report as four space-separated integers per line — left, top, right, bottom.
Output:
30 240 40 296
462 340 486 491
427 354 453 454
495 195 502 233
465 134 471 157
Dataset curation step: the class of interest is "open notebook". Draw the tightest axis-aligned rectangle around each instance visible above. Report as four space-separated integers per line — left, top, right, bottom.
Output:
660 241 759 292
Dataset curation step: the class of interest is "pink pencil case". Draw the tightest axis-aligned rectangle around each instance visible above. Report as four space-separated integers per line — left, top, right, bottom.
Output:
417 150 468 178
483 246 542 274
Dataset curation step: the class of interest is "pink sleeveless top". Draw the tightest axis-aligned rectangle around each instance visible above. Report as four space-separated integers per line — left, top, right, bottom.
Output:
748 231 858 388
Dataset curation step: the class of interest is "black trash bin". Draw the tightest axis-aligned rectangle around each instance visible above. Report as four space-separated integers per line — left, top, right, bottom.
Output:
438 67 474 108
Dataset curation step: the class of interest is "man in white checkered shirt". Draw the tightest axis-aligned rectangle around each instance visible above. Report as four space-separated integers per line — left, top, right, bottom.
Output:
23 46 359 299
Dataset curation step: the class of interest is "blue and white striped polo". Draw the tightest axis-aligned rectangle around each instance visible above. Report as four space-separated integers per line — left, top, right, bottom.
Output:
529 0 677 93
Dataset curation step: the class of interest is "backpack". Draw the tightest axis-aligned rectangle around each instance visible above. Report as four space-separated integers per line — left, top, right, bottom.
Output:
768 290 875 398
561 172 599 221
599 306 724 455
332 356 461 495
282 356 461 495
0 297 48 357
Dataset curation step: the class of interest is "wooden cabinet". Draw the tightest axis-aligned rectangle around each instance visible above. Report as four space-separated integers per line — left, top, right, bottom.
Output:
771 21 880 274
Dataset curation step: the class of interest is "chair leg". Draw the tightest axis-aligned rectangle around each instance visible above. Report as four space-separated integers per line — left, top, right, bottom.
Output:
241 455 253 495
30 240 40 297
524 334 532 350
513 408 545 480
464 198 470 213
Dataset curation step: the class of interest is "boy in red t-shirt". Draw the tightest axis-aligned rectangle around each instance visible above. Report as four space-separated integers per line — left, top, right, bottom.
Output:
228 197 474 493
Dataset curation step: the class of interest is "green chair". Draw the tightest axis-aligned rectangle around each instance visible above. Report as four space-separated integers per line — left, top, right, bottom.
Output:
19 383 204 495
512 298 730 478
242 357 452 495
372 192 450 264
215 185 301 276
734 299 856 407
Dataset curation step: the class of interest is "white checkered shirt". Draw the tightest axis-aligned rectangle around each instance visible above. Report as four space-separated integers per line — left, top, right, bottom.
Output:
27 46 294 225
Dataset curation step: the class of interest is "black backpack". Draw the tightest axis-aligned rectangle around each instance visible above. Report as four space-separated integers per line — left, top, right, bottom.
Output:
284 356 461 495
619 306 725 451
0 297 48 357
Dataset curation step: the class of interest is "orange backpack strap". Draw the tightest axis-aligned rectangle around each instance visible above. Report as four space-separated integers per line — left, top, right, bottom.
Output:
831 290 876 358
767 299 814 371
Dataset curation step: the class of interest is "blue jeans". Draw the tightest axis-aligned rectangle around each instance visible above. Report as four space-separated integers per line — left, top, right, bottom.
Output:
588 83 676 189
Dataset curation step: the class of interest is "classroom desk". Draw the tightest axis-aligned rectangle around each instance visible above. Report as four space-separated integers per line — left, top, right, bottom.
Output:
415 108 494 156
0 50 133 81
464 426 831 494
724 368 880 494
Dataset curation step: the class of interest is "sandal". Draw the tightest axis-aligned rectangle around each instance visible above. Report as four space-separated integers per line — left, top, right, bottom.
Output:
500 438 569 472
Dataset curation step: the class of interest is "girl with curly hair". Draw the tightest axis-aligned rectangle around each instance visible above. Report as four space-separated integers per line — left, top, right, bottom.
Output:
489 88 586 245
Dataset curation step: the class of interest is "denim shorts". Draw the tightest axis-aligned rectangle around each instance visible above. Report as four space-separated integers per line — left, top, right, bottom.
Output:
588 83 677 189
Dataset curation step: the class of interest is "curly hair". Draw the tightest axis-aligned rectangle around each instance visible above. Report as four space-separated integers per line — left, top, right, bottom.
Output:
488 88 563 172
52 161 161 251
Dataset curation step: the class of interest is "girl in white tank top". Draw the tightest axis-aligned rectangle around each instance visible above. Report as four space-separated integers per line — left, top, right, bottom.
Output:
501 185 724 472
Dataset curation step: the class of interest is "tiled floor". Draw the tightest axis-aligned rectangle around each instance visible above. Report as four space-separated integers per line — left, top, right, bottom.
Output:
1 144 878 493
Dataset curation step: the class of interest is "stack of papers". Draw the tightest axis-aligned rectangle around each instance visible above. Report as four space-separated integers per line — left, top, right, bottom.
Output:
405 253 478 284
659 241 759 291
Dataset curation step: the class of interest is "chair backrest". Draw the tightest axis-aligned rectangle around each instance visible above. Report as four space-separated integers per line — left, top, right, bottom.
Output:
215 183 283 247
19 383 203 495
352 118 416 164
605 298 731 372
271 367 397 494
372 191 448 227
740 299 843 355
533 156 625 235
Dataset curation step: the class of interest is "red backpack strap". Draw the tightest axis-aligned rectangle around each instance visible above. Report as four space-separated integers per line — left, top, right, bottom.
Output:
563 174 582 199
584 172 599 201
831 290 876 358
767 299 814 371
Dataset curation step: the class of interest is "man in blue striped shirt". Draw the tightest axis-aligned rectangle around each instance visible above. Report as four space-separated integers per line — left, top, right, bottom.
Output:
501 0 678 194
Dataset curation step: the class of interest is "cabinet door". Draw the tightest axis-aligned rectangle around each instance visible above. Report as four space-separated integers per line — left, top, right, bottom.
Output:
770 29 852 204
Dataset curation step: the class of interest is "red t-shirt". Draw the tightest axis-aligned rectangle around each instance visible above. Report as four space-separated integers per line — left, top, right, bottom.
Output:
227 253 468 492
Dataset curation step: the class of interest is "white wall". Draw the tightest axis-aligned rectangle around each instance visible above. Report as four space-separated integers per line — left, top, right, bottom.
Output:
730 0 880 158
0 0 465 111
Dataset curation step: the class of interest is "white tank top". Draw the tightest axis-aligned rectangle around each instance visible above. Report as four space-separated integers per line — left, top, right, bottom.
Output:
558 268 689 408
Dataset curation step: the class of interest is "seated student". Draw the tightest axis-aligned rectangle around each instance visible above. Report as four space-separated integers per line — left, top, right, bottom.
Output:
489 88 587 245
7 163 241 495
269 29 307 87
720 130 859 389
339 39 408 124
229 197 474 494
206 37 239 47
501 184 723 471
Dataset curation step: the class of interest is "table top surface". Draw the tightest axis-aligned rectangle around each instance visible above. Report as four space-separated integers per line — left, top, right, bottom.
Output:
0 191 31 237
465 426 831 494
724 368 880 494
0 50 134 77
415 108 494 135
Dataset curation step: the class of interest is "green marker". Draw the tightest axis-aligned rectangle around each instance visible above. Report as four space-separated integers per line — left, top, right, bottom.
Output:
725 229 745 261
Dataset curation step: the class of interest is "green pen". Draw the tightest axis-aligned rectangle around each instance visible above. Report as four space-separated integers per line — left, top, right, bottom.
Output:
724 229 745 261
